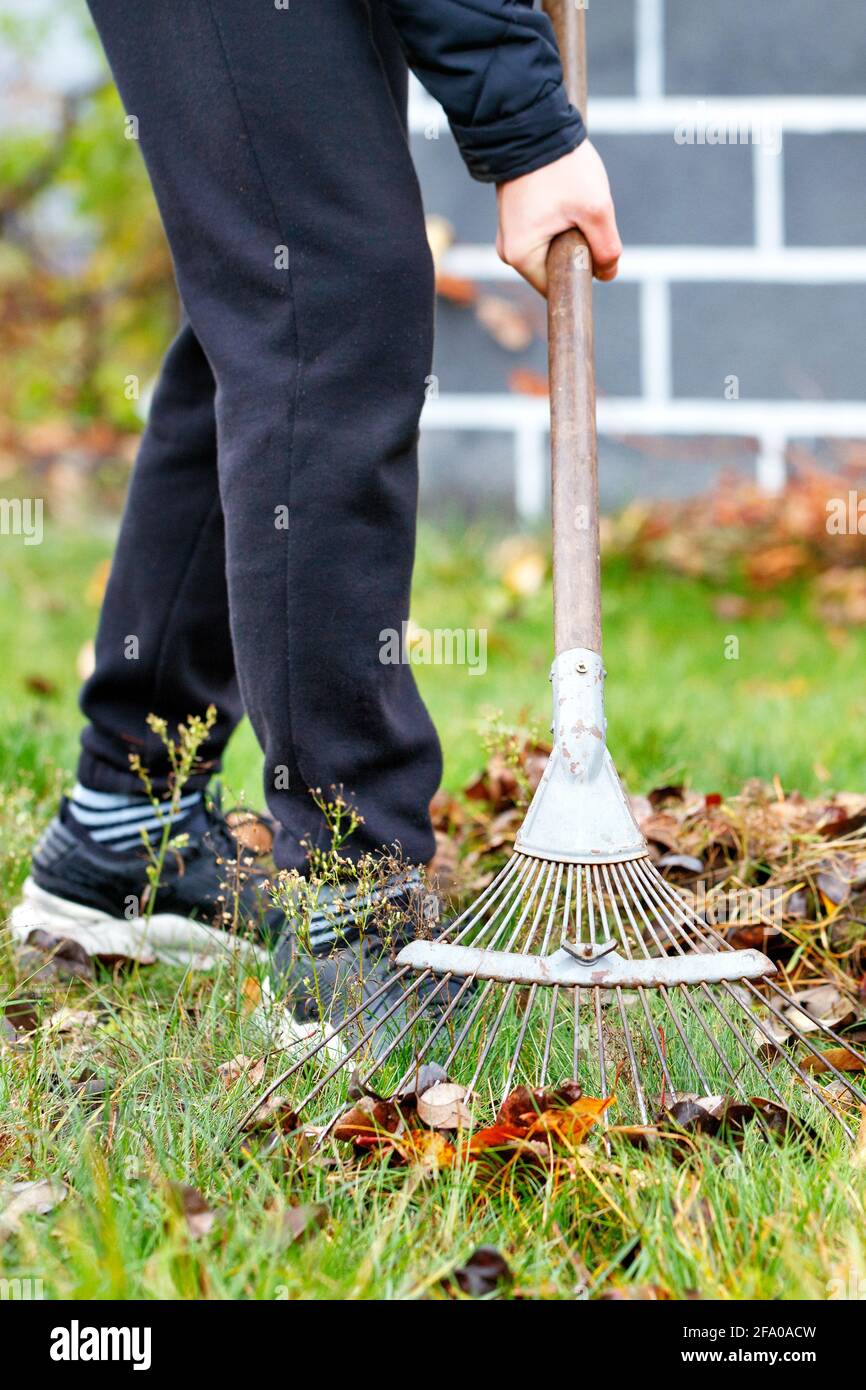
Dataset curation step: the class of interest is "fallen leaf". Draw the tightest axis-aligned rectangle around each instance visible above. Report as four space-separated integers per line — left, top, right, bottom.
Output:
241 1093 298 1135
170 1184 216 1240
448 1246 513 1297
0 1179 67 1237
279 1203 327 1243
396 1129 455 1171
475 294 534 352
801 1048 865 1074
416 1082 472 1130
507 367 548 396
218 1054 265 1088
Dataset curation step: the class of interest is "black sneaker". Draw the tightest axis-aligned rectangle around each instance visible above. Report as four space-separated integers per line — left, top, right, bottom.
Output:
12 795 274 968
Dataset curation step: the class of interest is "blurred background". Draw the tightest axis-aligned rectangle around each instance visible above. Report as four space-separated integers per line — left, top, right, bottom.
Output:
1 0 866 858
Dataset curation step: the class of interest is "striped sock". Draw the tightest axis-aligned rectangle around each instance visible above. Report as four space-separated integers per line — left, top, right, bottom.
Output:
66 782 204 854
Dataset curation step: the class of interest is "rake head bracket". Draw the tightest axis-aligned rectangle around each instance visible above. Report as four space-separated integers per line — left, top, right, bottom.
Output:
514 648 649 864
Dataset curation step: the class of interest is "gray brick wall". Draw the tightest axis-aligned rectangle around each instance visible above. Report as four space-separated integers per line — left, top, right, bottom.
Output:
414 0 866 515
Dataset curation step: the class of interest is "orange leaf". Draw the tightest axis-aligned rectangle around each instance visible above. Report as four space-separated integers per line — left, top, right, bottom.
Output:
508 367 549 397
436 273 478 306
801 1048 865 1074
526 1094 614 1143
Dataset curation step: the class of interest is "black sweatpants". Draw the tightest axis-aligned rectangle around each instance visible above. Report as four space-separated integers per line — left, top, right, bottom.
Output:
78 0 443 872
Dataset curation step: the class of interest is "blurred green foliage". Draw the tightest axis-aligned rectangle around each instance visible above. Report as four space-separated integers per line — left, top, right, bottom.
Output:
0 8 176 431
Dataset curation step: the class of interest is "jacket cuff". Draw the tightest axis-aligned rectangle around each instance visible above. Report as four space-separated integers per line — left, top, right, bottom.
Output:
449 84 587 184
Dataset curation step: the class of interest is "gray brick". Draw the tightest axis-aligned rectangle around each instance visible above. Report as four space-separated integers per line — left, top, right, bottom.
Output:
786 135 866 246
432 280 641 398
419 431 521 520
594 134 753 245
598 437 756 510
585 0 636 97
419 431 757 518
671 284 866 401
666 0 866 95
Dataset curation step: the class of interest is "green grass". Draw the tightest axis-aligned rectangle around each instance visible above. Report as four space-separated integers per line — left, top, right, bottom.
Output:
1 518 865 1300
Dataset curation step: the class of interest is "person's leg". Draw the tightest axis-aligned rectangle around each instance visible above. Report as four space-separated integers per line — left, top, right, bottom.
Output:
78 318 242 794
84 0 442 871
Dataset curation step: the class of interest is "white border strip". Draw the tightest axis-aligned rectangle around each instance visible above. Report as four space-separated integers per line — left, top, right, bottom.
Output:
635 0 665 101
442 244 866 283
409 86 866 136
423 394 866 439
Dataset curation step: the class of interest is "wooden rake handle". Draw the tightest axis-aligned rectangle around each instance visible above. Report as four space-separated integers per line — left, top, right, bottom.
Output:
543 0 601 656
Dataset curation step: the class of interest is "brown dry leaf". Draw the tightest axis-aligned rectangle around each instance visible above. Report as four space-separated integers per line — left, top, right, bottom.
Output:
218 1054 265 1089
436 273 479 305
495 535 546 599
475 294 534 352
416 1082 472 1131
278 1203 327 1244
241 1092 298 1135
225 811 274 856
0 1179 68 1238
333 1096 402 1145
447 1246 513 1298
801 1047 865 1074
745 544 808 587
426 831 459 894
526 1094 613 1144
170 1183 216 1240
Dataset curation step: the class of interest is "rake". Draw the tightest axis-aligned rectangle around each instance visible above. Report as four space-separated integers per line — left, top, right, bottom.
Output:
240 1 866 1142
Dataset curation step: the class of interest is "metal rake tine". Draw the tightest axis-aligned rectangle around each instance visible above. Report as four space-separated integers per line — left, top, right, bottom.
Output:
640 860 866 1109
593 865 648 1122
604 862 679 1098
389 972 480 1095
622 861 831 1110
278 968 440 1120
502 861 564 1099
244 852 541 1128
572 988 581 1079
466 860 558 1094
233 962 421 1134
292 858 545 1115
646 862 866 1105
540 864 574 1086
441 857 549 1073
742 979 866 1105
615 859 753 1096
719 982 857 1139
610 860 707 1097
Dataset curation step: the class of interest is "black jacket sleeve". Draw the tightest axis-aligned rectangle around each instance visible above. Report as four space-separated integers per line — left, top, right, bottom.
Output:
380 0 586 182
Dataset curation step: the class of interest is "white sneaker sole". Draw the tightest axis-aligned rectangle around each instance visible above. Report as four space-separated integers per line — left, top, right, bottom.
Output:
13 879 347 1063
10 877 267 970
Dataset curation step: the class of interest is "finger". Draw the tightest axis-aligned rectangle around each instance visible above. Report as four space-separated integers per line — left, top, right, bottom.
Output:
581 205 622 280
593 259 620 282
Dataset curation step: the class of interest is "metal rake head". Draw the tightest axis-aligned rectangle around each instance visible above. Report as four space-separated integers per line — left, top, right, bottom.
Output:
241 654 866 1142
247 846 865 1141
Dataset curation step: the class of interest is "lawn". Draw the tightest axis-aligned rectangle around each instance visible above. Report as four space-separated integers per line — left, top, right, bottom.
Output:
1 517 865 1300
